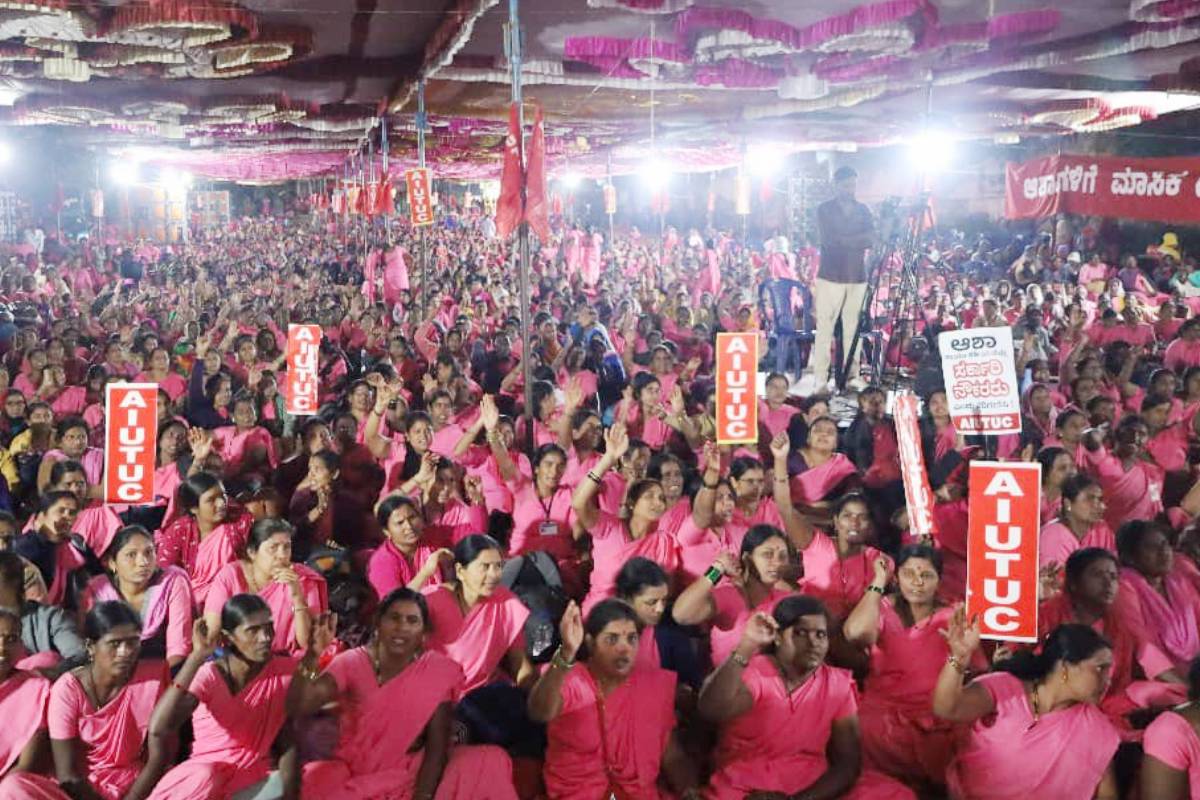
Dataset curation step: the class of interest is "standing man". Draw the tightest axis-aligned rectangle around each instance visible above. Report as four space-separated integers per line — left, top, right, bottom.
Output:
800 166 873 394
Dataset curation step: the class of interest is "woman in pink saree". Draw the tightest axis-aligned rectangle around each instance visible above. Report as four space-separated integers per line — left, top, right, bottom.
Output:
1038 447 1076 525
786 417 858 521
295 587 519 799
0 609 69 799
1040 475 1116 569
366 494 453 599
843 545 977 792
1115 520 1200 673
527 600 702 800
1093 416 1164 531
155 472 252 607
147 595 301 800
933 613 1120 800
1141 659 1200 799
48 602 169 800
204 518 327 656
673 444 739 585
698 596 914 800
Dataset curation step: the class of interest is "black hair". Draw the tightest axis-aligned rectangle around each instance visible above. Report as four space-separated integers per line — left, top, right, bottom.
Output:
584 598 642 639
38 490 78 515
453 534 500 567
832 492 869 517
739 524 797 584
729 456 764 481
1116 519 1167 565
1141 392 1173 414
532 443 567 472
55 416 88 439
247 518 293 552
1188 657 1200 702
1064 547 1118 591
615 557 669 599
993 624 1110 682
48 459 86 488
1037 447 1068 483
772 595 829 630
376 493 419 531
220 593 272 633
531 380 556 421
0 552 24 597
177 472 223 514
376 587 430 629
896 544 943 576
1061 474 1099 505
310 450 340 474
103 524 153 562
631 371 661 403
83 600 142 641
1055 408 1086 431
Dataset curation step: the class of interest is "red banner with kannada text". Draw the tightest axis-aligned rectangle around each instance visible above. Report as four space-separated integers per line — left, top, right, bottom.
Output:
966 461 1041 643
716 332 758 445
1005 153 1200 223
104 384 158 505
286 324 322 415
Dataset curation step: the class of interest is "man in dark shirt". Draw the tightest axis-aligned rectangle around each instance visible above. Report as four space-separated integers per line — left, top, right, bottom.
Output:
804 166 874 393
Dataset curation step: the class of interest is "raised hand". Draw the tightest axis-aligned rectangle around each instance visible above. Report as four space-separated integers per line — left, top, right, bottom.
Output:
939 604 982 662
738 611 778 654
308 611 338 657
712 551 741 582
670 385 687 417
479 394 500 432
604 422 630 462
559 601 584 661
871 556 890 589
702 440 722 476
564 377 583 410
188 427 214 462
190 617 220 659
768 431 790 462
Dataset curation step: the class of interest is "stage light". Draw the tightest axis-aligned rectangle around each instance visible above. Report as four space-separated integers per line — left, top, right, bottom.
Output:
745 144 780 177
907 130 955 172
561 173 581 189
110 161 140 186
0 142 12 165
641 158 671 189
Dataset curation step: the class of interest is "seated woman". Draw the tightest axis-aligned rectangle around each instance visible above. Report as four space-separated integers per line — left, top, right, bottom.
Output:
1042 547 1186 733
1092 416 1164 531
674 446 739 585
796 489 893 621
366 494 453 599
934 617 1120 800
422 535 536 749
287 450 375 557
36 459 122 562
572 424 681 614
147 596 300 800
843 545 976 792
15 491 84 608
1038 446 1076 525
1040 475 1116 569
699 596 914 799
1116 520 1200 673
786 416 857 525
527 600 702 800
154 472 252 607
204 518 327 657
0 551 84 671
81 525 194 669
615 557 703 691
212 392 278 480
1142 658 1200 799
294 588 519 799
48 602 169 800
36 417 103 496
674 524 799 665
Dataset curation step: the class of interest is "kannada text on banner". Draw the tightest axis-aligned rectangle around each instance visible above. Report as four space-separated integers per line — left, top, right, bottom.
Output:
938 327 1022 436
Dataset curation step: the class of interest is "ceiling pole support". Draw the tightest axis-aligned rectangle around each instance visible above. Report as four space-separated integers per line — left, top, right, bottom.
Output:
506 0 534 456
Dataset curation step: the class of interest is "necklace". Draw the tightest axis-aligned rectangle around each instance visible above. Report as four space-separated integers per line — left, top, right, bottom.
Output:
1029 682 1042 727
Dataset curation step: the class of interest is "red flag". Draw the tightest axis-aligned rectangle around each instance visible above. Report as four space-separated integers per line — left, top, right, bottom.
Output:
524 104 550 241
375 179 394 215
364 182 379 217
495 103 524 239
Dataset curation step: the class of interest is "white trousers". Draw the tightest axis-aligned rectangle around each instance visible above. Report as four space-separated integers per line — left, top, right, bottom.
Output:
809 278 868 383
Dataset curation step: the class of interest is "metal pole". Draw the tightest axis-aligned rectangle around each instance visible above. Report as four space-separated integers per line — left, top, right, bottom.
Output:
507 0 534 456
606 150 614 251
417 80 428 320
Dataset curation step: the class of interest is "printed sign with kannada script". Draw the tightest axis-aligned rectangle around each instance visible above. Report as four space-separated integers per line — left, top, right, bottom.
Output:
938 327 1021 436
715 332 758 445
104 384 158 504
966 461 1041 643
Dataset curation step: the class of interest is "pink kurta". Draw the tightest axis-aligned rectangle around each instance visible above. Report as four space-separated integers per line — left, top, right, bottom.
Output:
1093 454 1164 531
946 672 1120 800
709 585 795 666
673 517 739 585
148 656 298 800
84 567 194 661
421 585 529 694
301 648 518 799
204 563 327 655
48 662 165 800
582 512 681 615
789 454 857 505
727 500 786 553
758 401 800 438
545 664 676 800
212 426 278 472
1039 520 1117 568
1144 711 1200 798
508 481 576 561
800 533 892 619
859 603 959 785
708 660 914 800
366 538 447 599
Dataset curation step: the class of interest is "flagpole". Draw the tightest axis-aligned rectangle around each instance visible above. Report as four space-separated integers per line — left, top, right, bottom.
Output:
417 79 428 321
507 0 534 456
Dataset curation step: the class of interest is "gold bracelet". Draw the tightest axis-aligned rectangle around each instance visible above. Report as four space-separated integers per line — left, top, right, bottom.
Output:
729 650 750 668
946 654 967 674
550 646 575 671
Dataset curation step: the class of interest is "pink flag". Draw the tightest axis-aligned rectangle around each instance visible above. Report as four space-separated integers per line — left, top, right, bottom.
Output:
383 246 409 305
364 250 380 304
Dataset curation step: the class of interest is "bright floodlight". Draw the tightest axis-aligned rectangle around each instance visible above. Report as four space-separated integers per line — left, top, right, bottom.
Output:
745 144 779 177
907 130 955 172
0 142 12 165
641 158 671 189
561 172 581 189
110 161 140 186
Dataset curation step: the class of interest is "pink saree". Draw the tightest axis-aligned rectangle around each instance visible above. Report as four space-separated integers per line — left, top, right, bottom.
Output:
421 585 529 695
204 563 328 655
301 649 518 799
0 672 65 800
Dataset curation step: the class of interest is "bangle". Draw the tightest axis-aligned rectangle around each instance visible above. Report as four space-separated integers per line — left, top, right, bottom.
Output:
586 471 602 484
701 478 720 490
704 565 723 585
946 654 967 674
866 584 885 595
297 662 321 682
729 650 750 668
293 604 311 614
550 646 575 671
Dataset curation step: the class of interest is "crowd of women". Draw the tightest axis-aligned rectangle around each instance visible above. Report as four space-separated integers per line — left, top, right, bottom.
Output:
0 209 1196 799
